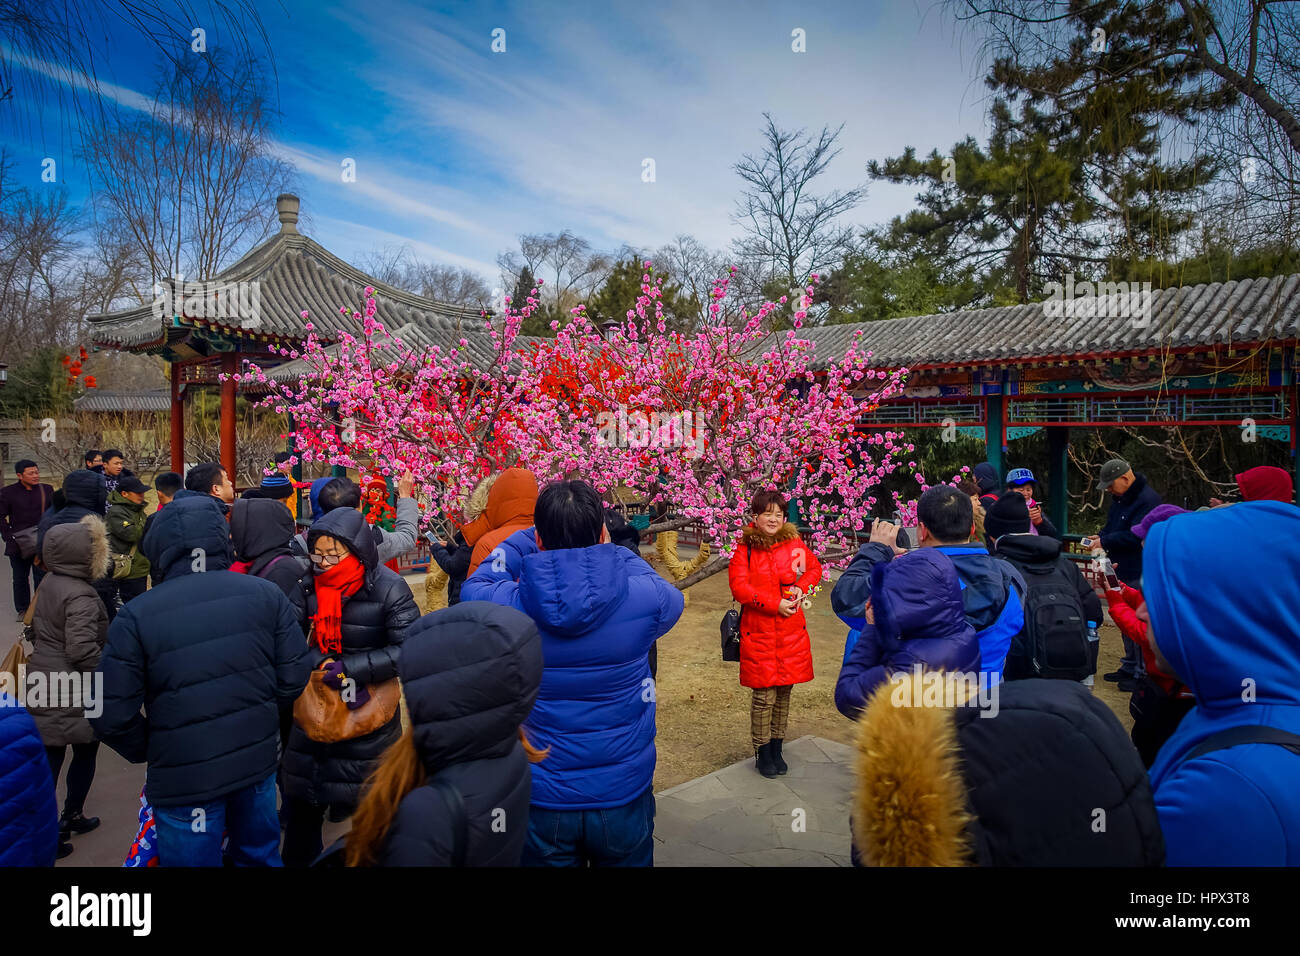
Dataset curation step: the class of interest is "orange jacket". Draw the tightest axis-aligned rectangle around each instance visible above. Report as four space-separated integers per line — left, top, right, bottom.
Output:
462 468 539 576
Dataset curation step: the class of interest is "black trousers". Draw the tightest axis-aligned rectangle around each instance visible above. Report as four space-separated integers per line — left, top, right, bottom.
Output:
1131 693 1195 768
10 553 45 616
45 741 100 815
118 575 148 604
281 799 329 867
94 575 148 621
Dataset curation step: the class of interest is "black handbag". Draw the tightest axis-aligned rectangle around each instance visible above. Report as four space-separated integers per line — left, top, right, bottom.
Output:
720 545 750 662
720 607 742 662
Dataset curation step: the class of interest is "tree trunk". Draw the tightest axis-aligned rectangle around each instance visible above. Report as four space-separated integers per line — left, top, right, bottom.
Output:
655 531 713 600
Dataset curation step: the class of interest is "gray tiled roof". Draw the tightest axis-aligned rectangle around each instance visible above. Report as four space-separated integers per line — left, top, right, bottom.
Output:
800 273 1300 368
90 217 1300 376
263 324 547 383
88 230 492 357
73 389 171 412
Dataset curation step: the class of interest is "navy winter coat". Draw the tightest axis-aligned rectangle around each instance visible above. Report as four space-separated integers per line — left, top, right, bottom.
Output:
379 602 543 866
281 507 420 810
1146 502 1300 865
91 495 311 806
36 469 106 557
835 548 980 719
463 535 684 809
1099 472 1162 586
0 696 59 866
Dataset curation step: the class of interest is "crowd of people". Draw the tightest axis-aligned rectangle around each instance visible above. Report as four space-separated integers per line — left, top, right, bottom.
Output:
826 458 1299 866
1 449 1297 868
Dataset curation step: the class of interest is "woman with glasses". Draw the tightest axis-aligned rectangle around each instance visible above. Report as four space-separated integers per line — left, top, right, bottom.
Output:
280 507 420 865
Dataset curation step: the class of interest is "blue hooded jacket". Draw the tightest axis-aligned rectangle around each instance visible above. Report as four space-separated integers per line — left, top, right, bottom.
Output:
1145 501 1300 865
835 549 981 718
833 541 1021 682
0 696 59 866
308 477 335 523
465 537 684 809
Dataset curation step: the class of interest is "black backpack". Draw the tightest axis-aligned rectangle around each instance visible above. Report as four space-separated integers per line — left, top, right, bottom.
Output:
1016 559 1091 681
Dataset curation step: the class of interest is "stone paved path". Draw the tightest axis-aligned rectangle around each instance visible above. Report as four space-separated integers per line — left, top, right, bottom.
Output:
653 735 856 866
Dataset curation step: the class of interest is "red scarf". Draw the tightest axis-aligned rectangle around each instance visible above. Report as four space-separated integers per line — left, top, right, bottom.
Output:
311 554 366 655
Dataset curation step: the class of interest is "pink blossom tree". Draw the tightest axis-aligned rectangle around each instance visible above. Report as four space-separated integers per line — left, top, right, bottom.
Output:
507 265 914 585
239 268 917 587
236 288 534 534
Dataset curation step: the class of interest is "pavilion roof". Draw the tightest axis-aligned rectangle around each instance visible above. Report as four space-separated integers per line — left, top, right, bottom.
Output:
73 389 171 413
87 195 493 361
801 272 1300 369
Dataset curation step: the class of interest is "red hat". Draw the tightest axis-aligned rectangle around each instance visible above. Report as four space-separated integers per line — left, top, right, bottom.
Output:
1235 465 1294 503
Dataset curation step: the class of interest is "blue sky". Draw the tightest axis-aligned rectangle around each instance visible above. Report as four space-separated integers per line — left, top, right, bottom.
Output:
4 0 991 285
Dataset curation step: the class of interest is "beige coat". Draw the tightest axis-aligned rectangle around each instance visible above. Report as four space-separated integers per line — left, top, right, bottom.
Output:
27 515 110 746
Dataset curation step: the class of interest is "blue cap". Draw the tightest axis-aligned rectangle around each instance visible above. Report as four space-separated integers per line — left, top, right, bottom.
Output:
1006 467 1035 486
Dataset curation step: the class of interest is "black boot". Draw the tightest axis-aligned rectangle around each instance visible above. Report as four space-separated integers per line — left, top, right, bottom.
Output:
56 840 74 860
770 738 788 775
61 810 100 836
755 741 779 778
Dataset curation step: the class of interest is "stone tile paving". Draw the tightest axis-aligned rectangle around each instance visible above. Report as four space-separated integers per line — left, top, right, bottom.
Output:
654 735 856 867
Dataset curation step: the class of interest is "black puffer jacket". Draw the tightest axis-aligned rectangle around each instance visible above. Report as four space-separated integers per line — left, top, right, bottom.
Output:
992 533 1104 681
37 469 107 556
955 679 1163 864
428 532 471 606
378 602 543 866
231 498 312 632
90 495 311 806
282 508 420 810
852 674 1164 866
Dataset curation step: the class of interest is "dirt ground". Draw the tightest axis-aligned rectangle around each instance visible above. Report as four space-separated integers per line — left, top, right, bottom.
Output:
413 557 1134 793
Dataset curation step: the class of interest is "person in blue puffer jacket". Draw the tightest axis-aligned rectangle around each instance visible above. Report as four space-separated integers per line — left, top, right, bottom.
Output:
833 486 1023 683
0 694 60 866
1143 500 1300 865
835 548 981 719
462 479 684 866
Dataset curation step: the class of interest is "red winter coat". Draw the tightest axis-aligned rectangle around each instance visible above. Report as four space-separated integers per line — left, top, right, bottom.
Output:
1104 584 1189 699
728 522 822 689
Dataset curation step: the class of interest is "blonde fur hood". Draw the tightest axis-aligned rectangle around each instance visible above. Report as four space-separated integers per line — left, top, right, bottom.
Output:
851 669 973 866
463 473 498 523
41 513 112 581
741 521 801 550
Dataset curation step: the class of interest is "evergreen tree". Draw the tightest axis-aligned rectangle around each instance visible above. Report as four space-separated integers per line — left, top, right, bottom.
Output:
586 259 697 332
511 265 558 338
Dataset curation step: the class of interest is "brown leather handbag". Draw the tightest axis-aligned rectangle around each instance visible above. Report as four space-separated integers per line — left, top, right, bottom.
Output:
293 639 401 743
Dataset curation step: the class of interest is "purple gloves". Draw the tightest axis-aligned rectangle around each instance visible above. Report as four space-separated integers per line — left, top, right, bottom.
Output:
320 659 346 689
321 659 371 710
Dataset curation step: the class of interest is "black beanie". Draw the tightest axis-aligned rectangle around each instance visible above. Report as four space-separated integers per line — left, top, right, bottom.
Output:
972 462 999 495
985 492 1032 540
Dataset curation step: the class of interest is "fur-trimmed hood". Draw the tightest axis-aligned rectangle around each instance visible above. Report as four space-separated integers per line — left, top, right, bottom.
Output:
851 669 973 866
741 521 801 551
851 671 1166 867
41 514 111 581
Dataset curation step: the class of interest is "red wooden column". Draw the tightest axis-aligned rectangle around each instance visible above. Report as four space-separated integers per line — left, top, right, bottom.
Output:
220 352 237 483
170 362 185 474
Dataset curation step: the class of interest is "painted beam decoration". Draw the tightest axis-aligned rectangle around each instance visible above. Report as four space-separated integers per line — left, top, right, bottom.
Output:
858 349 1294 435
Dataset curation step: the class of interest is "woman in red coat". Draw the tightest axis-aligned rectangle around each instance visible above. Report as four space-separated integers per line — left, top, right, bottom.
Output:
729 490 822 778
